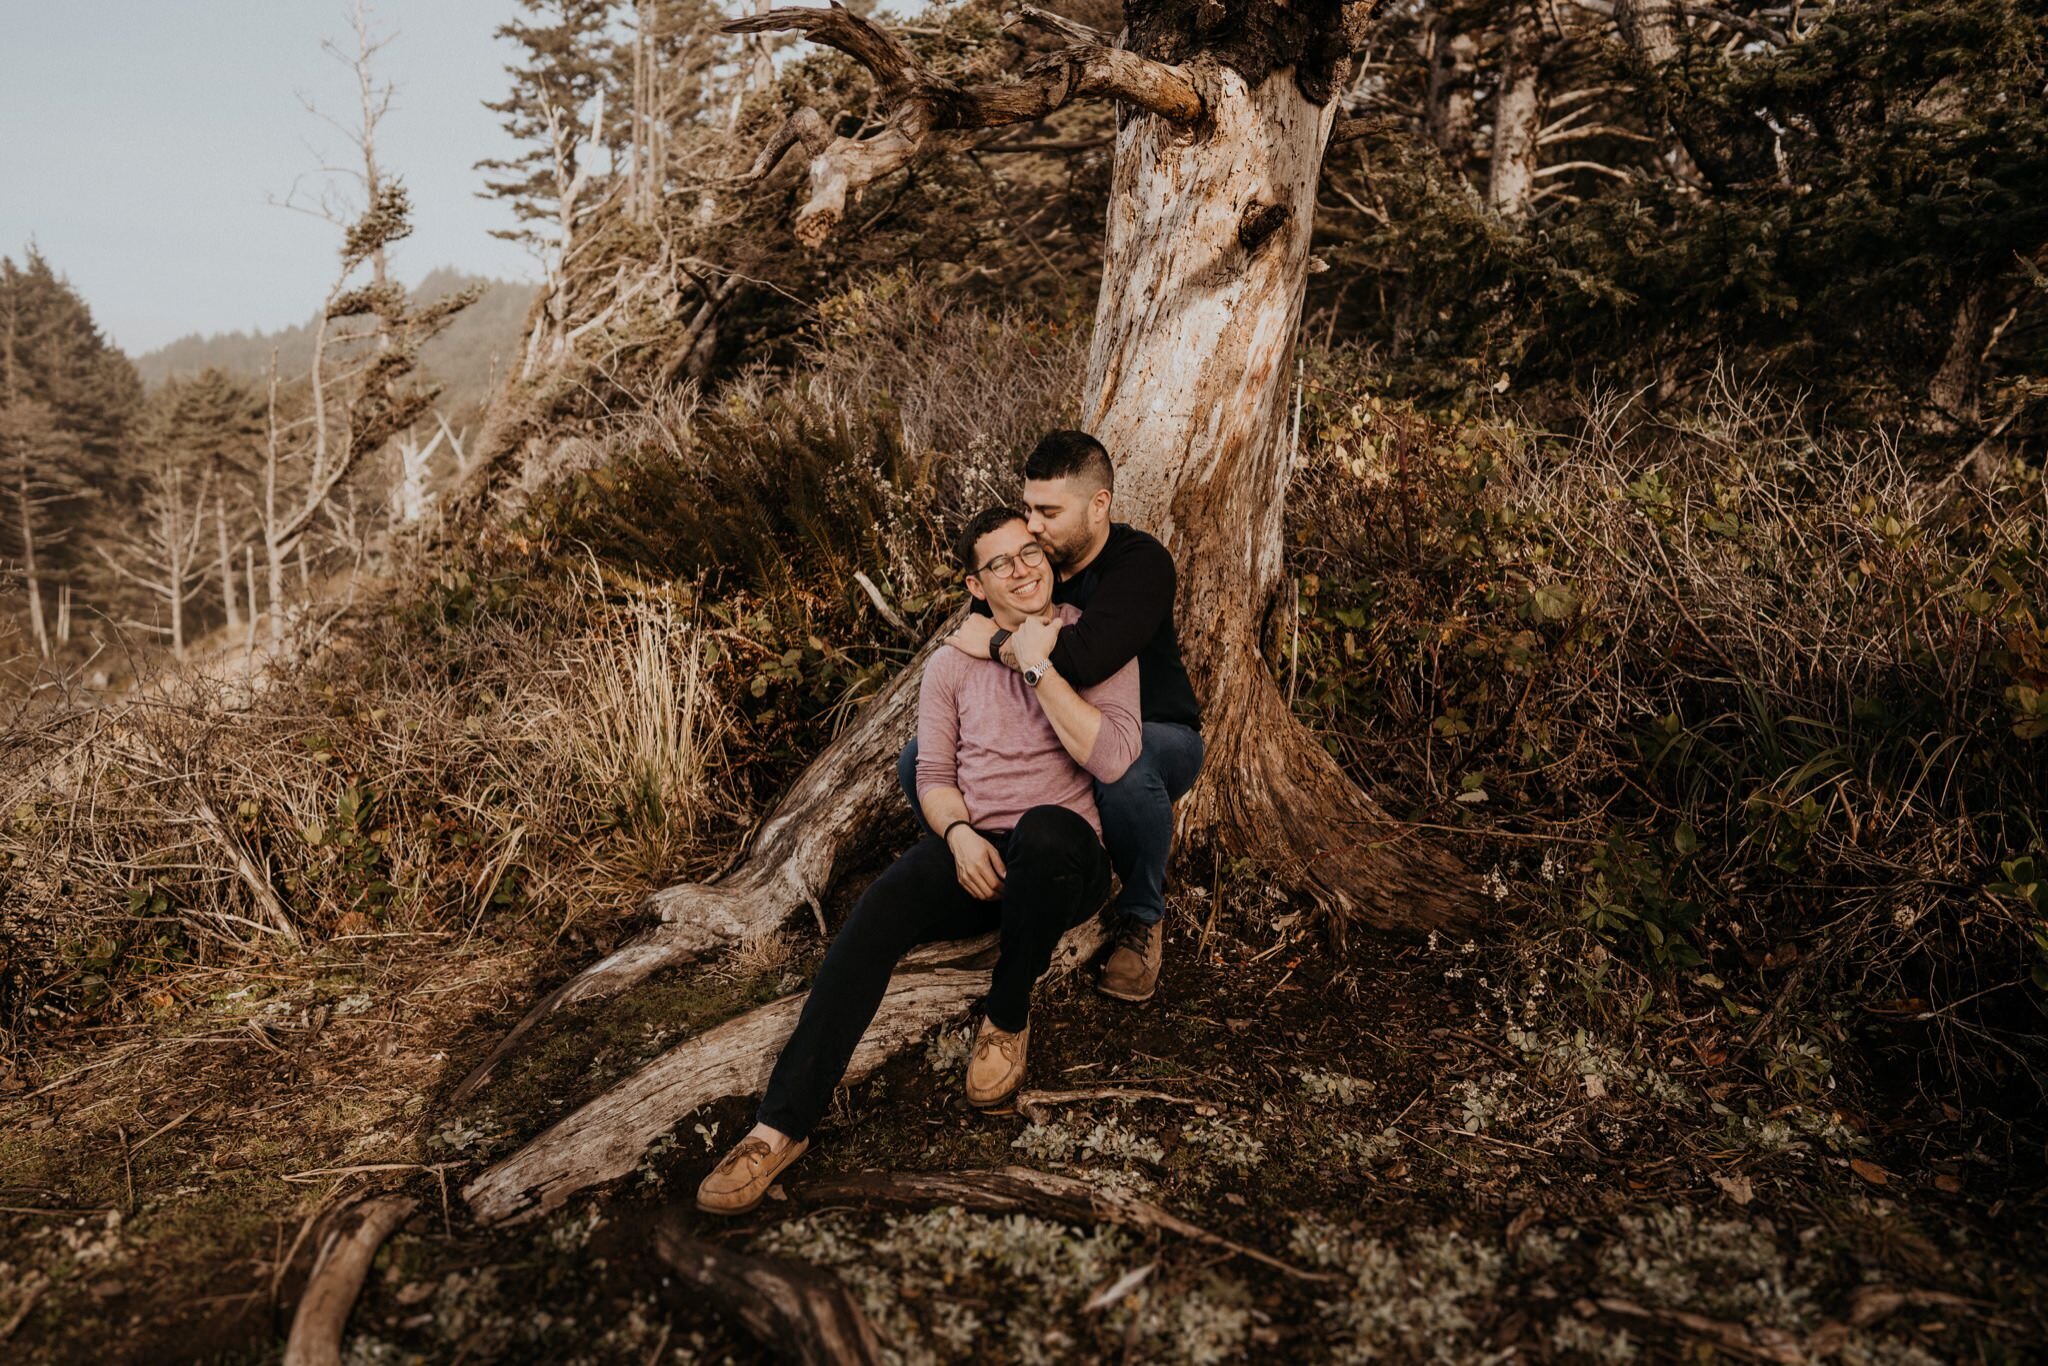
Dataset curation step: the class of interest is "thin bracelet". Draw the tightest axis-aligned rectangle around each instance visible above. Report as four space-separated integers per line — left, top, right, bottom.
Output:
942 819 972 842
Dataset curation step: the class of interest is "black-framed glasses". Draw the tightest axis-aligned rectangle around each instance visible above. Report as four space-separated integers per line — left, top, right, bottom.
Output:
973 542 1048 578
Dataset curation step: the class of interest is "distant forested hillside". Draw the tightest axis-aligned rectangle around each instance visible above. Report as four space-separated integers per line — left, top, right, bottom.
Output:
136 267 534 419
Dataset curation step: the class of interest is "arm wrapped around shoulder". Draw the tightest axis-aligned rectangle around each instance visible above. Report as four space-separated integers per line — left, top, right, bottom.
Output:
1078 657 1142 784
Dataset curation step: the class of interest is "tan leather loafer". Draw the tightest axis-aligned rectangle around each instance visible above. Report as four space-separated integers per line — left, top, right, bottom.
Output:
695 1134 808 1216
1097 917 1162 1002
965 1017 1030 1108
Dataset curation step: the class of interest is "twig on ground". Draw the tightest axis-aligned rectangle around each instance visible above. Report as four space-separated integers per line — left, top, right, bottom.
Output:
788 1166 1337 1283
1012 1087 1217 1123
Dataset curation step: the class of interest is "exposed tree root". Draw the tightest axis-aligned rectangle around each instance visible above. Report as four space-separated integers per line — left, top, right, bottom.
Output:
282 1195 417 1366
653 1216 885 1365
786 1165 1336 1284
1192 650 1480 938
463 921 1105 1225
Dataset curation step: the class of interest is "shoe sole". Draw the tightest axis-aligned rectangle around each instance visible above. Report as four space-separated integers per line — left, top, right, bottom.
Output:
966 1074 1026 1110
1095 981 1157 1003
695 1194 765 1216
695 1144 806 1215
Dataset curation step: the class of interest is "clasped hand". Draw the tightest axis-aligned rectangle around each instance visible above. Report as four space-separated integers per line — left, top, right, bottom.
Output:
945 825 1006 900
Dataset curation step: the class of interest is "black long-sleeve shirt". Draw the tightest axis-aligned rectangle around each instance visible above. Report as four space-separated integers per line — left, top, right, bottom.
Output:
975 522 1202 730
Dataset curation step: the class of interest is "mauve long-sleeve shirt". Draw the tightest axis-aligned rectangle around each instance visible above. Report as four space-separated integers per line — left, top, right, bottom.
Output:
914 603 1142 836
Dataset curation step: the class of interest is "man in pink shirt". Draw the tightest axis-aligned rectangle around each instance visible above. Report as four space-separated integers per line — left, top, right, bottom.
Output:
697 506 1141 1215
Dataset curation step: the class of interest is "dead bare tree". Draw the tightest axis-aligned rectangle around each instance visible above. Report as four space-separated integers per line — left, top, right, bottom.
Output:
1424 13 1479 174
0 399 75 659
1487 1 1545 217
95 459 212 658
255 4 477 644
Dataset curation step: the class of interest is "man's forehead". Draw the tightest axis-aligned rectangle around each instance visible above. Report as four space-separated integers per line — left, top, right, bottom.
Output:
976 518 1034 556
1022 476 1084 507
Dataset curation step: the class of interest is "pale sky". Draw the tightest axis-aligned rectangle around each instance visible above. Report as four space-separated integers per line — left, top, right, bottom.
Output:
1 1 541 356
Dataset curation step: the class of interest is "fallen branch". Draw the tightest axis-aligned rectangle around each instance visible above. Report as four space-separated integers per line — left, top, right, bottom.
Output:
1012 1087 1217 1123
787 1166 1336 1283
464 921 1104 1225
282 1195 416 1366
1589 1284 1991 1363
653 1216 885 1365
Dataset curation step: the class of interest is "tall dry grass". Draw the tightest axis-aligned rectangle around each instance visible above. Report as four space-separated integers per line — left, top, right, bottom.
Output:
0 556 747 1047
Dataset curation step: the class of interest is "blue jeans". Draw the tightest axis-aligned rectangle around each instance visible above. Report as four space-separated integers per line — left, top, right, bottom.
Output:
897 720 1204 926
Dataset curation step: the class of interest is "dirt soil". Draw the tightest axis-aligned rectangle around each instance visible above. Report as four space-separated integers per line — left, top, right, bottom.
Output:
4 863 2045 1363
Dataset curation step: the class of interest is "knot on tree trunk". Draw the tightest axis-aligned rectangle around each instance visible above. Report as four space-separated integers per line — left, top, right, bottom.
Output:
1238 200 1291 252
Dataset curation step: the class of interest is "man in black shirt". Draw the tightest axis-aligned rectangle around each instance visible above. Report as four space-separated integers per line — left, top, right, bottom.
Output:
897 431 1205 1002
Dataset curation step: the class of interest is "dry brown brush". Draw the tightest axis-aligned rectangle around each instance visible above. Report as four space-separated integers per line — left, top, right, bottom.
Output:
1283 355 2048 1105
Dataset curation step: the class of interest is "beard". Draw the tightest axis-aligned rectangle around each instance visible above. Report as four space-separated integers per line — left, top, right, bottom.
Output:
1040 526 1089 571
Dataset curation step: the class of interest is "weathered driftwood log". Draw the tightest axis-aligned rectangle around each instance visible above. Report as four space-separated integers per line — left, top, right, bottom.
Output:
464 922 1104 1225
653 1217 885 1365
786 1165 1334 1283
282 1195 416 1366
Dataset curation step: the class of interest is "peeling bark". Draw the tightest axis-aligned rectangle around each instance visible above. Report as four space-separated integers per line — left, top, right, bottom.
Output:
1085 60 1477 935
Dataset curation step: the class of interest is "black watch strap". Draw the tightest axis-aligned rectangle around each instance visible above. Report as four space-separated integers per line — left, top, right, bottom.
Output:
988 628 1012 662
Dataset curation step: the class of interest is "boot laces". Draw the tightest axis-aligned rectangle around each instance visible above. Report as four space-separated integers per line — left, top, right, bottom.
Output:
1114 916 1155 955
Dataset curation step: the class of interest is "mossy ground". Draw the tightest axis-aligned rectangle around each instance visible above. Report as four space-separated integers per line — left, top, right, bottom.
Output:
4 856 2043 1363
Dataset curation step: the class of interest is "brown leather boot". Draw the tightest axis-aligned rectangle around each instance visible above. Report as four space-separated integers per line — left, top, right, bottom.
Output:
965 1017 1030 1108
1097 916 1162 1002
695 1133 808 1215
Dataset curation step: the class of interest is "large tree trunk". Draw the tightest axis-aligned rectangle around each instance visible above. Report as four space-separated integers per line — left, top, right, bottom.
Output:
216 480 240 634
14 454 49 658
1928 285 1993 426
1614 0 1775 189
1086 60 1475 936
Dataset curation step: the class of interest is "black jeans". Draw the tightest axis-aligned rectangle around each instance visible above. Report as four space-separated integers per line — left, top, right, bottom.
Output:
898 722 1205 925
756 804 1111 1142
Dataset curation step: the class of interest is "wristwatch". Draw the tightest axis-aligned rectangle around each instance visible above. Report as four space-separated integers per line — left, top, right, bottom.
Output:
1022 658 1052 688
988 627 1012 663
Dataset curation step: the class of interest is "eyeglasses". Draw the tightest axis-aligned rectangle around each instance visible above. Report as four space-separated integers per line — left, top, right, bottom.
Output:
972 542 1048 578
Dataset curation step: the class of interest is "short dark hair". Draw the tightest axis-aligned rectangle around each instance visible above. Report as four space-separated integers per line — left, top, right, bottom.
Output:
1023 430 1114 494
955 505 1027 573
